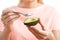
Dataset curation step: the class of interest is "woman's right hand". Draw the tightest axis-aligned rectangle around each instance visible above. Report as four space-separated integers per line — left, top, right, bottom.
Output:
1 10 20 32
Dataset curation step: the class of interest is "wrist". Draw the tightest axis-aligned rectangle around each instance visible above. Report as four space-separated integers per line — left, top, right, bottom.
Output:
4 28 11 33
4 23 13 32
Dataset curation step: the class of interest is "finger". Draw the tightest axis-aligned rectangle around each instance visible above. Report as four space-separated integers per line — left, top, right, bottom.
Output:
38 18 45 30
2 11 20 16
26 25 44 39
2 12 20 20
26 25 48 39
31 26 48 36
2 14 20 25
38 18 50 31
8 15 20 23
2 13 15 19
2 12 20 19
2 11 15 16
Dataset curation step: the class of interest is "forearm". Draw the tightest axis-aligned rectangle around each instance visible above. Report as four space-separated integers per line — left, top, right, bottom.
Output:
0 27 11 40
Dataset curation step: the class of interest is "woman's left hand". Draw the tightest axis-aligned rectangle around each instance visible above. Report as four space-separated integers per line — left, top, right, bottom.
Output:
26 19 56 40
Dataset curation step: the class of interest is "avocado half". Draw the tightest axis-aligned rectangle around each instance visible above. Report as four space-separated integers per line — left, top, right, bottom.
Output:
24 18 39 26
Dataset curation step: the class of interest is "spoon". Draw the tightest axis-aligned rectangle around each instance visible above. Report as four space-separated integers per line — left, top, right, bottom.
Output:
12 11 32 17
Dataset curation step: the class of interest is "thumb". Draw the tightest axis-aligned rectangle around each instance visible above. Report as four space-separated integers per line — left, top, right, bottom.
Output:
38 18 50 32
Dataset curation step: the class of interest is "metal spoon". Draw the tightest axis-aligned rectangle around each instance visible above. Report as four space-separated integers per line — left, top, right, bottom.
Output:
12 11 32 17
21 13 32 16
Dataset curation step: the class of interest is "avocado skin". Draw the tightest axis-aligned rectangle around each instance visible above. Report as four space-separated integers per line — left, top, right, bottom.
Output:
24 19 39 26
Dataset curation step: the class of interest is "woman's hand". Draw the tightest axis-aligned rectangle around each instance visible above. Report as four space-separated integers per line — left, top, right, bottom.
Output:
1 10 20 32
26 19 56 40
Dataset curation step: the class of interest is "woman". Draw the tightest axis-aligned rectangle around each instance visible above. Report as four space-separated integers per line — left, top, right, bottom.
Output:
0 0 60 40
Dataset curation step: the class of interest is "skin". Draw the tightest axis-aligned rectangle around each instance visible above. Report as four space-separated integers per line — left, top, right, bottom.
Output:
0 0 60 40
0 10 20 40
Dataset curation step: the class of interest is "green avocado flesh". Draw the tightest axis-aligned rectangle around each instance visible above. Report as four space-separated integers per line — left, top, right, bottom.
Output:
24 18 39 26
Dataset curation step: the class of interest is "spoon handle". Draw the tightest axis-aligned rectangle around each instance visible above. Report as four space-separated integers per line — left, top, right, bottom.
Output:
8 11 31 16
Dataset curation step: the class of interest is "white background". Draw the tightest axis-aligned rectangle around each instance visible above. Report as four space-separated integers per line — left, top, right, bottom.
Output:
0 0 60 18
